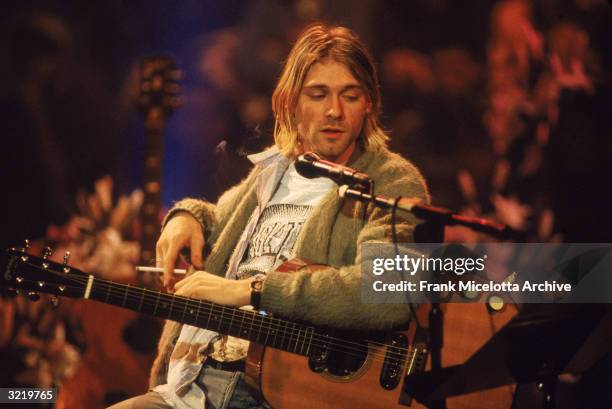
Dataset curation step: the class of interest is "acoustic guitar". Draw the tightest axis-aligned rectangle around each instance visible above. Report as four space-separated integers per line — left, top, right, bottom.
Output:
1 247 517 409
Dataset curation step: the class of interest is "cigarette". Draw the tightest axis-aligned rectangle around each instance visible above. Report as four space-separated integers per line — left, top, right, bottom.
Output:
136 266 187 275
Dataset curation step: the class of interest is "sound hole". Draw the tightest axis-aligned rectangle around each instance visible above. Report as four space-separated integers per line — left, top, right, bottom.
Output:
326 338 368 377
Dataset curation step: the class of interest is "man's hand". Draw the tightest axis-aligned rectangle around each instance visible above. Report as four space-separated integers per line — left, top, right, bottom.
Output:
156 212 205 288
174 271 252 307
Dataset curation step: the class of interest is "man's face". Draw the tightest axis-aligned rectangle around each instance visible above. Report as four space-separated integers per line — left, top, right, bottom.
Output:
294 58 371 164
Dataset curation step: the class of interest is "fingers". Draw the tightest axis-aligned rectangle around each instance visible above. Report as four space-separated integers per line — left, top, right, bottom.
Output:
174 271 205 297
162 243 182 288
155 238 165 269
155 212 206 290
190 233 204 269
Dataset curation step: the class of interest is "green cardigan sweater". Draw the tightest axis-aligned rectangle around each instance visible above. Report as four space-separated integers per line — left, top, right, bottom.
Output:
149 147 429 387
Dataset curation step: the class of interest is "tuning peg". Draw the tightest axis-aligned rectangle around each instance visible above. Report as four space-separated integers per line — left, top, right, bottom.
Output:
63 251 71 273
19 239 31 261
50 296 59 308
27 291 40 302
42 246 53 259
42 246 53 269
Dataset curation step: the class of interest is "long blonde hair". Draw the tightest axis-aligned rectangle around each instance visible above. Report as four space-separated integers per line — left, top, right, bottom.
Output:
272 24 388 156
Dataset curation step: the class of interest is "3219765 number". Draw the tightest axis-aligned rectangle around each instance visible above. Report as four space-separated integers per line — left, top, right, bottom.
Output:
0 388 56 403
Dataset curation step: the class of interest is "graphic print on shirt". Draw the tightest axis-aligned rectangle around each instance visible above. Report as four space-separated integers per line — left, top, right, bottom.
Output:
236 203 313 279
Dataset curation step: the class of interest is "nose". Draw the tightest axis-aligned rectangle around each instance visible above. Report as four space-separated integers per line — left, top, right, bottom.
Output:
326 95 344 120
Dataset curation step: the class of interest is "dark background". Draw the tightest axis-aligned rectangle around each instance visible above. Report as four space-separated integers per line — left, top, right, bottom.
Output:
0 1 611 408
1 0 611 248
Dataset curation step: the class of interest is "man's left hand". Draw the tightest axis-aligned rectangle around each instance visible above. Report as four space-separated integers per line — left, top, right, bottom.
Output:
174 271 252 307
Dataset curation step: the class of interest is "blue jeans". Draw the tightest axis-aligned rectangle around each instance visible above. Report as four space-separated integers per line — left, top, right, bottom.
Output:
197 366 270 409
107 366 270 409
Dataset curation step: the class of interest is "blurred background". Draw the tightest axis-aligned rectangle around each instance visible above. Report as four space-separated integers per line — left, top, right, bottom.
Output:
0 0 610 408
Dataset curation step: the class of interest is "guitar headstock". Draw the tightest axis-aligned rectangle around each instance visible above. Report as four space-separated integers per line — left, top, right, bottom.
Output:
2 245 89 300
138 55 182 118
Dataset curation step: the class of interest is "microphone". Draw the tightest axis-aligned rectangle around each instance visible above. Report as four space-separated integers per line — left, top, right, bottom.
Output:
295 152 372 189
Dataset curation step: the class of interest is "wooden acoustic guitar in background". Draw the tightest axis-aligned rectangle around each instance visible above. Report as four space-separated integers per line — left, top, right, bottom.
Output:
56 56 181 408
2 249 518 409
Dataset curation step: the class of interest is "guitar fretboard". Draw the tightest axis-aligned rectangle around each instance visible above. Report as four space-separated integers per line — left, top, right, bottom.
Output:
89 277 316 356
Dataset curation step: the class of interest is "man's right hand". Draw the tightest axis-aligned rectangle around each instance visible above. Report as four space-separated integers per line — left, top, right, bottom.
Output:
155 212 205 289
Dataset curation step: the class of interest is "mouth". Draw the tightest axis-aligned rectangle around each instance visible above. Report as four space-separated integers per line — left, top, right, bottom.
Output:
320 127 345 136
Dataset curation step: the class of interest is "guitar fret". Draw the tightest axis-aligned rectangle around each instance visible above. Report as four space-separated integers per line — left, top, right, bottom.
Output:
184 299 197 325
279 321 287 350
248 311 259 343
293 323 300 353
122 284 130 307
105 281 112 304
168 294 175 319
206 300 213 328
305 328 313 356
300 327 308 355
153 292 160 315
216 306 223 331
287 322 294 351
298 326 304 355
285 322 292 351
229 308 236 336
271 317 279 348
181 297 188 323
254 313 262 344
263 315 270 346
195 300 202 323
138 287 145 311
239 309 247 339
295 326 302 354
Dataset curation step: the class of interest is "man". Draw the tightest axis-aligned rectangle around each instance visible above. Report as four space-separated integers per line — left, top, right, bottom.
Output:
109 24 428 409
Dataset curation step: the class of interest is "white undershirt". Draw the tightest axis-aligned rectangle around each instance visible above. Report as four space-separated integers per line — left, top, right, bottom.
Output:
235 161 335 279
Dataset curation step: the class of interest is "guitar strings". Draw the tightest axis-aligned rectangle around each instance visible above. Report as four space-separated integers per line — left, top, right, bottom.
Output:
18 266 411 363
18 263 412 362
17 262 412 362
20 275 410 364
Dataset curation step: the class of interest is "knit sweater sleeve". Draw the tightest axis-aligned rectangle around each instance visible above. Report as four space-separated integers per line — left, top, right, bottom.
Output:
260 154 430 331
161 168 259 247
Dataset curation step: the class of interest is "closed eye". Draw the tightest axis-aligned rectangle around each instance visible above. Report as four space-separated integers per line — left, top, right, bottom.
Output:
309 93 325 100
343 94 360 101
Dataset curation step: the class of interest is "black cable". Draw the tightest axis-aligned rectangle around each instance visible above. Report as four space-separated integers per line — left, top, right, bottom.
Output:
391 195 422 330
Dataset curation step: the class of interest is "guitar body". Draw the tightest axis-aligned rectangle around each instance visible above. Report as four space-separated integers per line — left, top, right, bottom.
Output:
245 302 518 409
246 334 428 409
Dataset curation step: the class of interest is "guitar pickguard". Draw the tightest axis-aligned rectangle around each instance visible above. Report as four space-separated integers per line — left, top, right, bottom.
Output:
309 333 371 380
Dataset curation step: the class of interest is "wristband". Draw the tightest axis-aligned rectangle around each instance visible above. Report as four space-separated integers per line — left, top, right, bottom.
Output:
250 274 266 309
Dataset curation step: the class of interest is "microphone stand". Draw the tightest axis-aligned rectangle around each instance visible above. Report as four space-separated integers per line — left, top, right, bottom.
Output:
338 184 516 409
338 185 516 240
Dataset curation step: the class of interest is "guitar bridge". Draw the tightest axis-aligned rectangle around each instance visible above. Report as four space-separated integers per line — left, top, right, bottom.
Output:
399 327 429 406
380 332 408 390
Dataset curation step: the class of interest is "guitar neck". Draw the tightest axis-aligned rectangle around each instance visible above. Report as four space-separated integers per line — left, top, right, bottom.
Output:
140 108 165 266
88 276 316 356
